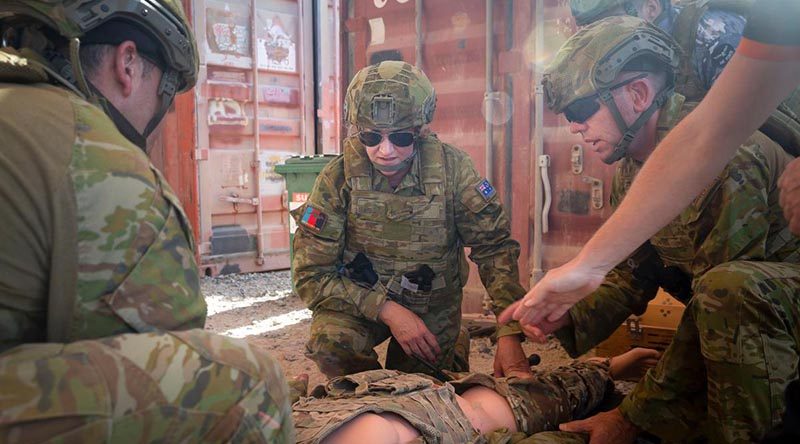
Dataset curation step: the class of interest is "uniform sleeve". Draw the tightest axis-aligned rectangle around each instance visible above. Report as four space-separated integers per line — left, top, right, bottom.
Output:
690 137 785 276
554 242 661 357
291 160 389 322
451 151 526 338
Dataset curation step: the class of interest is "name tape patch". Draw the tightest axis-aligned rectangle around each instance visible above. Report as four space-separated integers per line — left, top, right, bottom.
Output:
300 205 328 232
476 178 496 201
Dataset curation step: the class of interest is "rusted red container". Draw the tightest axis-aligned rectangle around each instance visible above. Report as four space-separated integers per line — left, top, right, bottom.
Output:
152 0 321 276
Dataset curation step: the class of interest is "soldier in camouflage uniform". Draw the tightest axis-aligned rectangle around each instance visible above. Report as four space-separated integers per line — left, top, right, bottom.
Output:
0 1 292 441
570 0 800 156
570 0 748 100
530 16 800 443
291 61 531 380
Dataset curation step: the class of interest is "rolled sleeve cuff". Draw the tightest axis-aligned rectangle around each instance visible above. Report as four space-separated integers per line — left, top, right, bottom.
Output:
357 286 389 322
496 321 523 338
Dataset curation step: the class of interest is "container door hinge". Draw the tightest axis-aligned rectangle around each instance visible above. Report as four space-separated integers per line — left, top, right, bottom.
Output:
581 175 604 210
571 144 583 175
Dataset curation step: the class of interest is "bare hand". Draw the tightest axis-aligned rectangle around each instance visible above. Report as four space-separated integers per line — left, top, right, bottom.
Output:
497 259 606 327
493 335 533 378
779 158 800 235
522 311 572 343
378 300 441 363
559 408 639 444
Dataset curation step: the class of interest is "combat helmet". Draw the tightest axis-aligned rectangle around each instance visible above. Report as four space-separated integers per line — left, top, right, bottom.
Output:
543 15 680 163
570 0 671 26
0 0 199 147
344 61 436 131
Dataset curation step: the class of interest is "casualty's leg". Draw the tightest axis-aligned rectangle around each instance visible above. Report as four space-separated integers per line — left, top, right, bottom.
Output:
456 347 657 436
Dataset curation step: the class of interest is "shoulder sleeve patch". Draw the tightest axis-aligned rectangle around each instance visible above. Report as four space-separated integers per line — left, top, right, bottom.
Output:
300 205 328 232
461 178 498 213
475 178 496 201
291 202 344 241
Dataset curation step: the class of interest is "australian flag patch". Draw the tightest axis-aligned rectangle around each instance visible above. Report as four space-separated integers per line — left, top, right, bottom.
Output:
300 205 327 232
476 178 496 201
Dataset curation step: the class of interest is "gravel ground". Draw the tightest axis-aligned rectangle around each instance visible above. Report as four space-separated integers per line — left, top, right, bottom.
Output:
201 270 640 395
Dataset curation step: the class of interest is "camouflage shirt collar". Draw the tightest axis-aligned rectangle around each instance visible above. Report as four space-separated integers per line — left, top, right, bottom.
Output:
655 92 687 145
620 92 687 180
371 150 422 194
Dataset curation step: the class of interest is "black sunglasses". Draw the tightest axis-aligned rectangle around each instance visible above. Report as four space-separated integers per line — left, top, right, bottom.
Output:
563 73 648 123
357 130 417 147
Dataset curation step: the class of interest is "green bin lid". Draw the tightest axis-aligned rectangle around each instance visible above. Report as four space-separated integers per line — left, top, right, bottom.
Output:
274 154 338 175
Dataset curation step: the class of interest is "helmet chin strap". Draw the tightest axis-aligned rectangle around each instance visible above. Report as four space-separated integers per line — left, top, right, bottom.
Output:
94 90 148 150
597 83 675 164
88 70 178 153
63 38 177 151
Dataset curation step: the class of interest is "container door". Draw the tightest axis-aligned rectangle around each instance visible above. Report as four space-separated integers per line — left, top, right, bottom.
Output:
193 0 315 275
534 0 617 277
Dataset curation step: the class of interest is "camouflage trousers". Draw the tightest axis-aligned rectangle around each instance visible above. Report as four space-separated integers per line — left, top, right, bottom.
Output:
293 362 612 443
305 306 470 379
620 261 800 443
0 329 294 443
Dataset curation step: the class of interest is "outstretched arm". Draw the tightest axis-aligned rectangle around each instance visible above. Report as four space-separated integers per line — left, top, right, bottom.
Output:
507 17 800 326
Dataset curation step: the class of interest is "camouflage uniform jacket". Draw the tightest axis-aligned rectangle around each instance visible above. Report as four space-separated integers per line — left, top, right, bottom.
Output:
292 134 525 337
0 49 205 352
556 93 800 356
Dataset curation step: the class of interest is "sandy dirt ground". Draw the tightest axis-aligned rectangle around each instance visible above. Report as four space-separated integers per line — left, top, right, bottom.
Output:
202 271 657 443
202 270 591 391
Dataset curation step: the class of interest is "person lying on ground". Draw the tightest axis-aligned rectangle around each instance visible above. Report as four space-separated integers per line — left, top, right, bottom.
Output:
292 347 660 444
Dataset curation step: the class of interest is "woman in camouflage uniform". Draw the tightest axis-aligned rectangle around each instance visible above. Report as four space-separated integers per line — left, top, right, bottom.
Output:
292 61 531 381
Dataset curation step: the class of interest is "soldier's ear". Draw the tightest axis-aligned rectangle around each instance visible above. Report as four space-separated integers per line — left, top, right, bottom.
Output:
628 78 652 114
112 41 139 98
640 0 663 22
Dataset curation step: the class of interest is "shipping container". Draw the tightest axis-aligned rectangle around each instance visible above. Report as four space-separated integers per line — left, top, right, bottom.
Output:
151 0 621 313
152 0 324 276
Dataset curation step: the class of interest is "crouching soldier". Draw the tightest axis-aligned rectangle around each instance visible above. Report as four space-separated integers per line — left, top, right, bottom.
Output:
291 61 530 380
